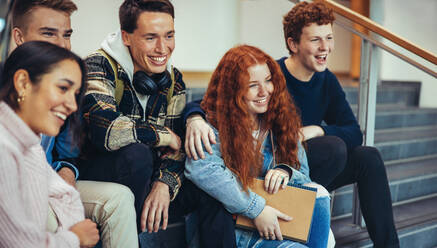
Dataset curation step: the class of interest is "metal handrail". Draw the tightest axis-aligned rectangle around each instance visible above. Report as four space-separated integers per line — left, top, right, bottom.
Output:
334 19 437 79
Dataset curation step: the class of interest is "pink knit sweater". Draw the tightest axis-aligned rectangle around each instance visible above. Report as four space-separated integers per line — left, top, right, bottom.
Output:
0 102 85 248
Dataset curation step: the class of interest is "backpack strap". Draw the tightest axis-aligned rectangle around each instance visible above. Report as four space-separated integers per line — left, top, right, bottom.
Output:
96 49 124 105
167 65 176 104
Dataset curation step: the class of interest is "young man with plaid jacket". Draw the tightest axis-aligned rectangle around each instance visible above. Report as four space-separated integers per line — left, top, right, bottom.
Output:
78 1 236 247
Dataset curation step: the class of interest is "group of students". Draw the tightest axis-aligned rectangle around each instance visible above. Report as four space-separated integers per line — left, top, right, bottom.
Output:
0 0 400 248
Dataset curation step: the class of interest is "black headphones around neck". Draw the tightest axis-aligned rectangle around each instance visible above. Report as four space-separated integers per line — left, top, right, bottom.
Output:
132 70 171 95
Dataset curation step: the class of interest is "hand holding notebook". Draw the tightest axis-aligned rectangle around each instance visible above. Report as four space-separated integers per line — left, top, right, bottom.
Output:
236 178 317 243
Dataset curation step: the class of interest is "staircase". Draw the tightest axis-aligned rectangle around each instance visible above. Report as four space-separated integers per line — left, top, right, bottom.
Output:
139 80 437 248
332 80 437 248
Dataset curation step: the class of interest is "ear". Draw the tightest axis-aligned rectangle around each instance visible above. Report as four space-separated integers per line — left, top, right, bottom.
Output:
287 37 299 54
13 69 32 97
121 30 131 47
12 27 26 46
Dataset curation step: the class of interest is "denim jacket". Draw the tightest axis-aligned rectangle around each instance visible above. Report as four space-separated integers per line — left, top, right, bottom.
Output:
185 126 311 219
40 123 80 180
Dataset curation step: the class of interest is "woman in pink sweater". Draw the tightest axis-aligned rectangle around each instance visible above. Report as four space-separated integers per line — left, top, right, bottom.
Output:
0 41 99 248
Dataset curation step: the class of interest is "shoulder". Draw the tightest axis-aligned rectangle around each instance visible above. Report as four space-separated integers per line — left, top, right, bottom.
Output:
85 51 109 67
85 51 117 80
275 57 288 74
319 69 340 84
0 128 20 165
172 66 186 90
276 56 287 65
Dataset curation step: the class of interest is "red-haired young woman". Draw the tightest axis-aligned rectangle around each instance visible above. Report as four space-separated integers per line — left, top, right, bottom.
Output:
185 45 331 248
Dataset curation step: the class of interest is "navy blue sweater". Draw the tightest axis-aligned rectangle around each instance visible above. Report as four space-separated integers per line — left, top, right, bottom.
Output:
277 57 362 150
183 57 363 151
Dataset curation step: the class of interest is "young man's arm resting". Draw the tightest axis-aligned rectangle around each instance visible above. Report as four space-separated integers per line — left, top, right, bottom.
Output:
321 73 363 150
183 100 217 160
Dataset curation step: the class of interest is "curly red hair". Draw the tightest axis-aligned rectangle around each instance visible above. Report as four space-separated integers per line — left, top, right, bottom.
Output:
201 45 302 190
283 1 335 55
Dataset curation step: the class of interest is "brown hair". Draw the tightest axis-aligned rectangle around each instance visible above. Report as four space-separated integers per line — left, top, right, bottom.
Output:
119 0 174 33
12 0 77 30
283 1 335 54
201 45 302 190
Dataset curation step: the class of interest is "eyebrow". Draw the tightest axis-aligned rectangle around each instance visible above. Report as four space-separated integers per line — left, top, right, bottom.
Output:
143 30 175 37
60 78 75 86
39 27 73 34
39 27 58 32
310 33 333 38
249 75 271 83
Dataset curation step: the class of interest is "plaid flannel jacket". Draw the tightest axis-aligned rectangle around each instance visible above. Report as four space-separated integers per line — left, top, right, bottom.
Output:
82 51 186 200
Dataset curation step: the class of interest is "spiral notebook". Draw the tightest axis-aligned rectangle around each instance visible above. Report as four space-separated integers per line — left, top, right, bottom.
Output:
236 178 317 243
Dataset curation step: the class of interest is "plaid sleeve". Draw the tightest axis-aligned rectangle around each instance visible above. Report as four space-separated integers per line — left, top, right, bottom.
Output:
156 67 187 200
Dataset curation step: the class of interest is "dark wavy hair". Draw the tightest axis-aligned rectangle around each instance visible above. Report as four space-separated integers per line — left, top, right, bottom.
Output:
201 45 302 190
283 2 335 55
0 41 87 144
119 0 174 33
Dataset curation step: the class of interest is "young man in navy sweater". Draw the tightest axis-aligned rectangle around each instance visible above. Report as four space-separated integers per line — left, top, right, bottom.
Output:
184 2 399 248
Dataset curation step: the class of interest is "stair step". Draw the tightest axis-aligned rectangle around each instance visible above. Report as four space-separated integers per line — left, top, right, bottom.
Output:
374 126 437 161
331 156 437 218
332 195 437 248
349 105 437 130
375 107 437 130
343 80 420 106
374 126 437 143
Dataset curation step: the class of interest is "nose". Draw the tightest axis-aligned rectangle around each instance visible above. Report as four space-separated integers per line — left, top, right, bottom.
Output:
155 38 165 54
258 84 268 96
319 39 328 51
65 93 78 114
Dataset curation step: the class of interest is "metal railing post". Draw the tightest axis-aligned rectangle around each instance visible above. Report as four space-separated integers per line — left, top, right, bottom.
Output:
353 39 378 227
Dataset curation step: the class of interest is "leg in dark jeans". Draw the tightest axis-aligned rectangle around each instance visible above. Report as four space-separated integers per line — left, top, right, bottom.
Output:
305 136 347 187
78 143 155 231
79 143 236 247
327 146 399 248
169 180 237 248
306 136 399 248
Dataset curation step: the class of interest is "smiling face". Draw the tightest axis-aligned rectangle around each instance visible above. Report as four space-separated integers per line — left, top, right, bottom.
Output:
288 23 334 79
16 59 82 136
13 7 73 50
122 11 175 75
243 63 274 123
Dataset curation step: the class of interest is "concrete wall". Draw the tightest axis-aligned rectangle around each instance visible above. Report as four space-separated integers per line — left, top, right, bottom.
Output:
171 0 239 71
70 0 123 58
378 0 437 107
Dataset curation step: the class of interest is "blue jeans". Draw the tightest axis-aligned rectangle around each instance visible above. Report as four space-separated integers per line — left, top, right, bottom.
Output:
235 196 330 248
